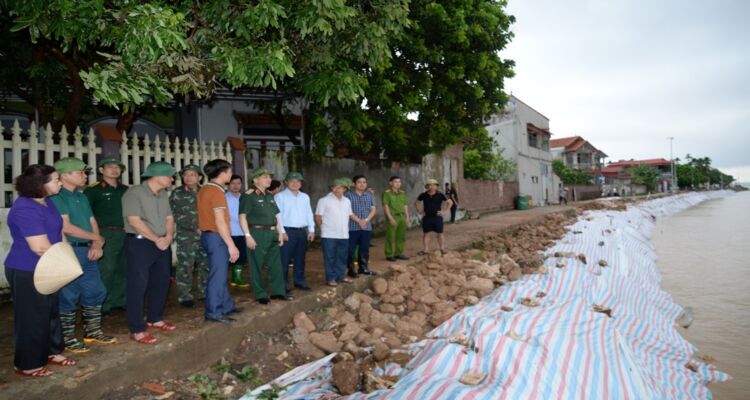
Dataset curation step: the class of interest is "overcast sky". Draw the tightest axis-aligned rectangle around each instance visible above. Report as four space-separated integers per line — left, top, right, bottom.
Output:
502 0 750 182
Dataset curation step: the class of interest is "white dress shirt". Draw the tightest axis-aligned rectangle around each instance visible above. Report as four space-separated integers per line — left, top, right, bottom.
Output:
315 192 352 239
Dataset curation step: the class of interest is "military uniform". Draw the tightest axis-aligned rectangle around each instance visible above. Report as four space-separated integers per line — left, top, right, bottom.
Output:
170 184 208 304
382 189 408 258
84 179 128 312
240 188 285 300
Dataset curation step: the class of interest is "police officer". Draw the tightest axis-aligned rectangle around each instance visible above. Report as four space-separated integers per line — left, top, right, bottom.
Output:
239 168 293 304
382 175 411 261
169 164 208 308
84 157 128 314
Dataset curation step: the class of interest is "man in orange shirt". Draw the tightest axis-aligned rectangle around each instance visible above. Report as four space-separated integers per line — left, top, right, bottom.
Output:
197 159 240 323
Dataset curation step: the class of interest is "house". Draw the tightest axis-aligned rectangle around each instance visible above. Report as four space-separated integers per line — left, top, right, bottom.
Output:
484 95 559 206
601 158 673 194
550 136 608 181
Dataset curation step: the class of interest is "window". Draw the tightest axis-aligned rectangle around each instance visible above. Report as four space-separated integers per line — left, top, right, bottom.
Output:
542 136 549 151
528 131 537 148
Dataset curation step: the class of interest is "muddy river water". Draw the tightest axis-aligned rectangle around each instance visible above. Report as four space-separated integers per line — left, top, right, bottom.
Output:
652 191 750 399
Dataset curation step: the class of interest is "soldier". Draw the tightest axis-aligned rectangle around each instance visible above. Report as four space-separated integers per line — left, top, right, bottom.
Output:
51 157 116 352
169 164 209 308
382 176 411 262
84 157 128 314
239 168 293 304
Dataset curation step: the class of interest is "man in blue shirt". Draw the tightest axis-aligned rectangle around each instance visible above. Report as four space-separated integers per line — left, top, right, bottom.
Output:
274 172 315 292
345 175 377 277
226 175 249 288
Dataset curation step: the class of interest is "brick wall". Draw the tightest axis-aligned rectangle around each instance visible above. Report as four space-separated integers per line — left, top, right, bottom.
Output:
460 180 519 214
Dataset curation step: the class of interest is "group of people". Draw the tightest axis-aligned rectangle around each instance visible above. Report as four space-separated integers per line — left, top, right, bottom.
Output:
4 155 457 377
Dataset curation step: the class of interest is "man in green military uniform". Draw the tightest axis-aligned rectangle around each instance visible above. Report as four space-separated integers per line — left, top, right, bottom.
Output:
84 156 129 314
382 175 411 261
169 164 208 308
239 168 294 304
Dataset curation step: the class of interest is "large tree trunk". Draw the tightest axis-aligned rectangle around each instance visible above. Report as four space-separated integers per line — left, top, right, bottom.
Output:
115 110 138 134
42 40 85 132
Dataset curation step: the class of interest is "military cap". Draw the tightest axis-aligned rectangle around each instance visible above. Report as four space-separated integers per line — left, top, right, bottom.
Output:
98 156 126 171
179 164 202 175
54 157 91 174
141 161 177 178
251 168 273 179
285 171 304 181
333 177 353 189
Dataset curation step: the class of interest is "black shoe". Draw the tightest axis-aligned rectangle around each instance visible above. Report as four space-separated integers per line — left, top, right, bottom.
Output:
205 316 235 323
358 269 377 276
386 256 396 262
179 300 195 308
295 284 312 291
395 255 409 260
347 270 358 278
227 307 243 314
257 298 270 305
271 294 295 301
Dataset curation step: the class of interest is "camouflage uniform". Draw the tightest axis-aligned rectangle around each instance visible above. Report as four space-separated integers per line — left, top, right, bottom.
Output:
169 184 208 303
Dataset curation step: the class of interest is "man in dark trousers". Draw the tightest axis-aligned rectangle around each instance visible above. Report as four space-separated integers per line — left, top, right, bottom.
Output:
415 179 453 256
274 172 315 292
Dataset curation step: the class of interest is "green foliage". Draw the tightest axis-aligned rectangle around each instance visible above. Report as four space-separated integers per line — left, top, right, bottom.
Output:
552 159 593 185
234 366 262 386
187 374 223 399
676 154 733 189
627 164 660 191
464 147 516 181
256 385 285 400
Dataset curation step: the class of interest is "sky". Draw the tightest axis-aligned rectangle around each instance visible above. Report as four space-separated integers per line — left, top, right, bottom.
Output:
501 0 750 182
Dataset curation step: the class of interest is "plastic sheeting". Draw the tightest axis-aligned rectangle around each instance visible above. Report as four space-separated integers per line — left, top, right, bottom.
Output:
244 192 732 400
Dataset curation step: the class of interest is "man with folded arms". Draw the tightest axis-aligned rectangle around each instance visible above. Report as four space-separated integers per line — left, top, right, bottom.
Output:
122 161 177 344
240 168 292 304
274 171 315 293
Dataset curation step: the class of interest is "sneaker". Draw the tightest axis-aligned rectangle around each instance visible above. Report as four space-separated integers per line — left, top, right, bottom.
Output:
64 339 90 353
83 332 117 344
179 300 195 308
295 284 312 291
257 297 270 305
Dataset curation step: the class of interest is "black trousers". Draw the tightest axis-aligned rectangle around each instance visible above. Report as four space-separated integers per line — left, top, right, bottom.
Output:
125 236 172 333
5 267 64 370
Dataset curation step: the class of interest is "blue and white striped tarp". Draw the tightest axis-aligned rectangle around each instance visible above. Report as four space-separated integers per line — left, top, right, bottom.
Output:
244 192 732 400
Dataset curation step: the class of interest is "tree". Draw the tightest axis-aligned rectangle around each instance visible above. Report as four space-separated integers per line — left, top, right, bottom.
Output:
628 164 659 192
552 159 593 185
3 0 409 134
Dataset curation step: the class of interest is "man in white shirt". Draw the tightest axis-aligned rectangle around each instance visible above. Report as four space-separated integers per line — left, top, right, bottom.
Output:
274 172 315 292
315 178 354 287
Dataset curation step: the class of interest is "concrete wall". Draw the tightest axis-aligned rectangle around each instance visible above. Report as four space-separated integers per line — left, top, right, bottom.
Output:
461 180 519 214
567 184 603 201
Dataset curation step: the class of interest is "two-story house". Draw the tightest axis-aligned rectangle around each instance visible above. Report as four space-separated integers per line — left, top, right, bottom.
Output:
484 96 559 206
601 158 673 194
550 136 608 182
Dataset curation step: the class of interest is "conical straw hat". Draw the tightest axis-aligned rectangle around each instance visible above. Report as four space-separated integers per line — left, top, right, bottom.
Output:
34 242 83 295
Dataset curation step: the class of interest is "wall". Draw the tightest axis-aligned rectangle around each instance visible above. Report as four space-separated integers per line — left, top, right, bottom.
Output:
567 184 603 201
461 180 519 214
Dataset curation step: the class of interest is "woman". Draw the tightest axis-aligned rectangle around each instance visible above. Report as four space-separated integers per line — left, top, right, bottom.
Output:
445 182 459 223
4 164 76 377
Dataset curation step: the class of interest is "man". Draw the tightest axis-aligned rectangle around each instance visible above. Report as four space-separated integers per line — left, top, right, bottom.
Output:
445 182 459 223
345 175 377 277
274 172 315 292
382 176 410 262
52 157 116 352
226 175 249 288
239 168 292 304
169 164 209 308
84 156 128 314
197 159 240 323
415 178 453 255
122 161 177 344
315 178 355 287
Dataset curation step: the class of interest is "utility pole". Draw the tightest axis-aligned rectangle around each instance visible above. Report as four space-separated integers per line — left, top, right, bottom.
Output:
667 137 676 192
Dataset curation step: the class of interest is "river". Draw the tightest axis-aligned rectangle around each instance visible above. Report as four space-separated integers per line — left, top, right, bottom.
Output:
652 191 750 399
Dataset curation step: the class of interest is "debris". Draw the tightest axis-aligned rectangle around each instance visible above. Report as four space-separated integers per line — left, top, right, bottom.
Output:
685 362 699 372
598 260 608 267
154 392 175 400
459 370 487 385
142 383 167 394
275 351 288 361
505 330 523 341
598 241 605 246
501 305 514 312
293 312 316 333
332 361 361 395
520 297 540 307
535 291 546 298
592 304 613 318
577 254 587 264
555 261 566 268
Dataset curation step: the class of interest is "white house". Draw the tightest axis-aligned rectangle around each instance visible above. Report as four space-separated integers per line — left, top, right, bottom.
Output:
484 95 559 206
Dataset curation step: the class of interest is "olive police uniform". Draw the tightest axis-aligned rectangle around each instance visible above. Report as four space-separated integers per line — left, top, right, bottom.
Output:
239 189 285 300
382 189 408 258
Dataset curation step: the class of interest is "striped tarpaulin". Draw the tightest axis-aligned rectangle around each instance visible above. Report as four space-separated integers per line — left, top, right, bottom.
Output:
244 192 732 400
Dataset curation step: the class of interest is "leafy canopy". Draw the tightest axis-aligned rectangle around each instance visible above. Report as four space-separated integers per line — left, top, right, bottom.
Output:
552 159 593 185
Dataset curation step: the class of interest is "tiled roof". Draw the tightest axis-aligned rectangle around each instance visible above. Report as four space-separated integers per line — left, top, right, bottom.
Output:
607 158 671 167
550 136 580 149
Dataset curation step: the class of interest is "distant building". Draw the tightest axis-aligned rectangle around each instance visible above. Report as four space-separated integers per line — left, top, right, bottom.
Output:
602 158 673 194
484 95 559 206
550 136 608 180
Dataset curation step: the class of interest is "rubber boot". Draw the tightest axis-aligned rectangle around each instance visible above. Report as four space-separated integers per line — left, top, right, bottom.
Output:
347 262 358 278
60 311 90 353
229 264 250 288
82 305 117 344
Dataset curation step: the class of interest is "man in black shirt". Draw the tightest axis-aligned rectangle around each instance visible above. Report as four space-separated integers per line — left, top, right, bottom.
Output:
415 179 453 256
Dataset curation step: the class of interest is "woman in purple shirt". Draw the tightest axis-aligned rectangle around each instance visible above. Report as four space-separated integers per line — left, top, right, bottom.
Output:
4 164 76 377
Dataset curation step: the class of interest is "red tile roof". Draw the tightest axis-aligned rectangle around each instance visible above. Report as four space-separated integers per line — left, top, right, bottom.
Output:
550 135 607 156
550 136 580 149
607 158 671 167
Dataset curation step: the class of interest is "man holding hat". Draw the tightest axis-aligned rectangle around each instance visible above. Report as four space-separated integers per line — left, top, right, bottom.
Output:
274 171 315 292
51 157 116 352
169 164 208 308
84 156 128 314
122 161 177 344
239 168 292 304
315 178 355 287
415 178 453 256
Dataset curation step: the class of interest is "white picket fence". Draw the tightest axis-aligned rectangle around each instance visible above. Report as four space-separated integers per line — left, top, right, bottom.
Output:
0 119 235 207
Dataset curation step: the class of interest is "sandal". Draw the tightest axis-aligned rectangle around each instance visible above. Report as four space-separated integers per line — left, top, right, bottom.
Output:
417 251 428 256
129 332 158 345
327 281 338 287
14 366 53 378
440 249 447 255
341 277 353 284
48 355 77 367
146 321 177 332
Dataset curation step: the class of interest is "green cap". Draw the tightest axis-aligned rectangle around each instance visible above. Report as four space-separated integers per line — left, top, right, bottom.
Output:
98 156 126 171
180 164 202 175
285 171 304 181
424 178 439 189
141 161 177 178
54 157 91 174
333 177 353 189
251 168 273 179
